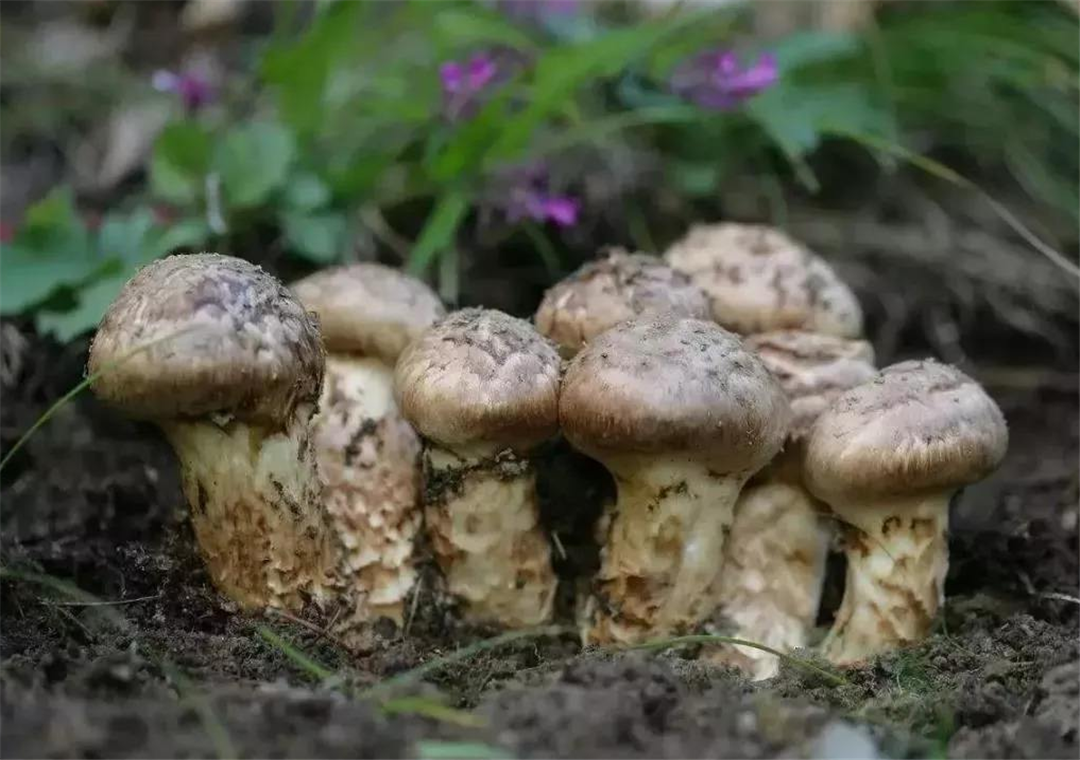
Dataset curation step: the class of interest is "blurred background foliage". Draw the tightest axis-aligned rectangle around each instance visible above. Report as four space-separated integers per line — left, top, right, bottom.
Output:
1 0 1077 345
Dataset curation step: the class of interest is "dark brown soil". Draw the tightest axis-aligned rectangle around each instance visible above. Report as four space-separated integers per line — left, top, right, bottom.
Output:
2 264 1078 758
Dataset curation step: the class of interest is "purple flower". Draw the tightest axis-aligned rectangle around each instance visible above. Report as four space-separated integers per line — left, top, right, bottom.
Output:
670 50 778 110
440 54 499 122
153 69 215 112
501 163 580 228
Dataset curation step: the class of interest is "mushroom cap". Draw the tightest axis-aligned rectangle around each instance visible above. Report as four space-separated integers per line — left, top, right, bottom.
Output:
394 308 561 450
534 248 711 356
804 359 1008 504
559 317 791 473
88 253 324 424
745 330 876 441
663 222 863 337
291 263 445 363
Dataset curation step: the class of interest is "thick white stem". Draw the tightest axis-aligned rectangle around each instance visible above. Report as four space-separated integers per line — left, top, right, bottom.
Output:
163 406 337 611
424 444 556 627
311 355 422 624
711 479 829 680
583 456 744 646
823 494 951 665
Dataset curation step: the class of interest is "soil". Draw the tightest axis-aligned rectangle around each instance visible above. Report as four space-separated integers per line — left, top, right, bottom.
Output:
2 262 1077 760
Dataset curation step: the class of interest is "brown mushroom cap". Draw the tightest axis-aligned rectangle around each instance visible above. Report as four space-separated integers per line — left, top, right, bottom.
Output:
534 248 711 356
804 359 1008 504
394 308 561 450
559 317 791 473
664 223 863 337
291 263 445 363
88 253 324 424
745 330 876 440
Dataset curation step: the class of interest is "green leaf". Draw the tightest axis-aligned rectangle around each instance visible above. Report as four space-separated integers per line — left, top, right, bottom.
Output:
769 30 862 70
150 122 212 204
414 741 510 760
0 189 100 315
406 191 468 276
282 211 348 263
283 172 332 211
37 272 129 341
260 1 366 135
214 122 297 209
98 208 157 265
149 219 212 258
431 6 538 53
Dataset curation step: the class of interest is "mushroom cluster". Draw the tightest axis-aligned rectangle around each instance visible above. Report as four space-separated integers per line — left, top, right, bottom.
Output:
88 227 1006 671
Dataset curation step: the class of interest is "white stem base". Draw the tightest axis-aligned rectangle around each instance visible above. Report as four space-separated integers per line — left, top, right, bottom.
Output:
424 445 556 627
312 356 422 624
582 456 743 646
709 480 829 680
164 408 336 611
823 495 950 665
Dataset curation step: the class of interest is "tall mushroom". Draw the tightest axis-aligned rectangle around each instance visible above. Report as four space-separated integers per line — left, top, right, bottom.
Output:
712 330 876 679
394 308 560 627
534 247 710 357
291 263 445 623
559 317 791 645
664 222 862 338
804 359 1008 665
88 253 337 611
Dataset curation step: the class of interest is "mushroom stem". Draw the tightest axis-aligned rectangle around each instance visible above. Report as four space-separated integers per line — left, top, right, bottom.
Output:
710 477 830 680
162 404 338 611
583 455 744 646
312 355 422 624
823 494 950 665
423 444 556 627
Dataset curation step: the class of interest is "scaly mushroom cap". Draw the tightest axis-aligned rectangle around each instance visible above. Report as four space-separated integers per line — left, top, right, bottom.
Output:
560 317 791 473
394 308 561 451
534 248 711 356
291 263 445 363
663 223 863 337
805 359 1008 505
745 330 876 441
88 253 324 425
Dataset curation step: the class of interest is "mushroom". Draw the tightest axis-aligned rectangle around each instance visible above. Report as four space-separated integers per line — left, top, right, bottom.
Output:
803 359 1008 665
663 222 863 337
534 247 711 357
394 308 560 627
87 253 337 611
712 330 877 679
291 263 445 624
559 317 791 645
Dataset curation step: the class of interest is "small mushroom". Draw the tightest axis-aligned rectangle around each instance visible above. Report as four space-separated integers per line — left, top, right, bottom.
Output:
88 254 337 610
663 222 863 337
713 330 877 679
291 263 445 624
559 317 791 645
394 308 560 627
804 359 1008 665
534 247 711 357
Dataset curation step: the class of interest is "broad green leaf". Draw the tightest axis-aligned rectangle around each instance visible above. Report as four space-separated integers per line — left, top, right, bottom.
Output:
214 122 297 209
149 122 212 204
284 172 332 211
37 272 129 341
148 218 212 258
282 211 348 263
98 209 157 265
407 191 468 276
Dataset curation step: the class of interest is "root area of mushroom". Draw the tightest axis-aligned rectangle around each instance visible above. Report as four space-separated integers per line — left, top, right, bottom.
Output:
162 407 338 611
312 355 422 625
708 481 830 680
582 456 744 646
824 496 949 665
423 445 556 628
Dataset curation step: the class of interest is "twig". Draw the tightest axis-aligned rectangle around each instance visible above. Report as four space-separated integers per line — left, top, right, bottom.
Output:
360 206 412 261
46 593 159 608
